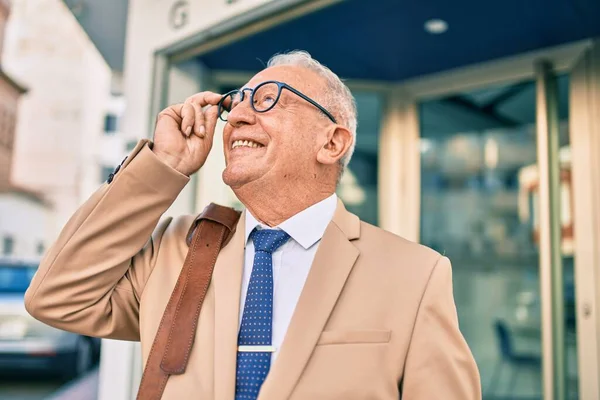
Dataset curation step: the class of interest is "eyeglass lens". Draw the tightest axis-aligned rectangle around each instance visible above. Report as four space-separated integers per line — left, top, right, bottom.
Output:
219 82 280 121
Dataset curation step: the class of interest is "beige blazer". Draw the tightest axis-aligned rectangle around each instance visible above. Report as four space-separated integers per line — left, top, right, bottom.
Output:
25 140 481 399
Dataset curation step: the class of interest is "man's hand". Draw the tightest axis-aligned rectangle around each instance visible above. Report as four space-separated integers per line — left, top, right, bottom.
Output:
152 92 223 176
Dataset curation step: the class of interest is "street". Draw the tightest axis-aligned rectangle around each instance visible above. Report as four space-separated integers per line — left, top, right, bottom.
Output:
0 369 98 400
0 376 64 400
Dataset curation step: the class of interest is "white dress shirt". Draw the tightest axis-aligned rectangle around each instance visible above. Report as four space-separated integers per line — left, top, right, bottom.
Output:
239 193 338 363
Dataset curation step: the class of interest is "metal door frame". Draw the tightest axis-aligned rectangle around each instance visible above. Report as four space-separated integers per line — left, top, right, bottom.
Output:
392 39 598 400
568 40 600 400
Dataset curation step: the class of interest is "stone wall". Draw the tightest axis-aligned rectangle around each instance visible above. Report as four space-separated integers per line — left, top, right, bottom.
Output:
2 0 111 236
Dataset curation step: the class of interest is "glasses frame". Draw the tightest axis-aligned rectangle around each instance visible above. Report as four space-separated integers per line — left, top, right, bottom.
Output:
217 80 337 123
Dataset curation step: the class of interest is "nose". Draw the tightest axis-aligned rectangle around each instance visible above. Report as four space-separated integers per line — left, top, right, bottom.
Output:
227 95 256 128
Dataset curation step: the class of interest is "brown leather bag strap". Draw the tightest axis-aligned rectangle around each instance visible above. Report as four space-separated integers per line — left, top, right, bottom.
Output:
136 203 241 400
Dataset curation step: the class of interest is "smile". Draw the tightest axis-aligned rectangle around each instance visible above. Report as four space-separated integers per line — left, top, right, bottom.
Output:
231 140 264 149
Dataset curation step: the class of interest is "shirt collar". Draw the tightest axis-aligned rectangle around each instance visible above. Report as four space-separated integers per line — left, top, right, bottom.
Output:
244 193 338 250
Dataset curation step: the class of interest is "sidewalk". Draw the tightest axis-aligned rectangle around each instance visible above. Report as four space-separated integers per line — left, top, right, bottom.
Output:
45 369 99 400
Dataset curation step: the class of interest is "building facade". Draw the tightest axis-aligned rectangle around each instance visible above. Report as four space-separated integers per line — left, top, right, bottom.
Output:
86 92 128 201
80 1 600 399
0 0 24 186
0 0 51 259
3 0 113 237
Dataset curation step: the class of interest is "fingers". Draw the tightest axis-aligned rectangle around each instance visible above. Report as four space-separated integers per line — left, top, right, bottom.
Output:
184 91 224 138
191 102 205 137
186 91 223 108
204 105 220 141
159 91 223 138
181 103 195 136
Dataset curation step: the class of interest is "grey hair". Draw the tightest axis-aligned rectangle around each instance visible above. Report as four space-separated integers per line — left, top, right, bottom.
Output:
267 50 357 173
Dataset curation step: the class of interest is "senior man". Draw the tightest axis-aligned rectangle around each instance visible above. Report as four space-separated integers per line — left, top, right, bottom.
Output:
25 50 481 399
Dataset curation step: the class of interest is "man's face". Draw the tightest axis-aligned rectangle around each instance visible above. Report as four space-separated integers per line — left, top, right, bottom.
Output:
221 65 334 190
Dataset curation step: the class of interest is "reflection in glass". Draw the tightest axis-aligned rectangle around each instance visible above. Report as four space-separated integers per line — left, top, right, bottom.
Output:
419 75 577 399
337 91 382 225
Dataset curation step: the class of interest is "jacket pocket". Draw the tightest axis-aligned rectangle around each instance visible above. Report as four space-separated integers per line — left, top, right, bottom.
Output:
317 329 391 345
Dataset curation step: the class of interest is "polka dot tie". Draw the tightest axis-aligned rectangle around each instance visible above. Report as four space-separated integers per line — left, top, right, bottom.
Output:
235 228 290 400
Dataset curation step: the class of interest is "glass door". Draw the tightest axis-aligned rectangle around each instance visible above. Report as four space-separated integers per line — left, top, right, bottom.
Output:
417 72 577 399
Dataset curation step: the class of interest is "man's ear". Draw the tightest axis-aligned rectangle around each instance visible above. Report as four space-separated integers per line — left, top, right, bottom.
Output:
316 125 353 166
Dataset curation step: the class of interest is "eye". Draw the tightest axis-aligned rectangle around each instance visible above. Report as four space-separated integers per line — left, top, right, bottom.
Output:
253 93 276 105
253 82 280 111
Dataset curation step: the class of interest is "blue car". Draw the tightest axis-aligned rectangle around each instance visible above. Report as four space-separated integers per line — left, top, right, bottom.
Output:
0 258 100 379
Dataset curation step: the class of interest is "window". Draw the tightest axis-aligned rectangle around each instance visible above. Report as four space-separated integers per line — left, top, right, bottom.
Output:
3 236 14 256
418 76 574 396
104 114 119 133
336 91 382 226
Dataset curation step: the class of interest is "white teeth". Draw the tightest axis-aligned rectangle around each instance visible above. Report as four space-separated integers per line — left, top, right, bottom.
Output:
232 140 262 149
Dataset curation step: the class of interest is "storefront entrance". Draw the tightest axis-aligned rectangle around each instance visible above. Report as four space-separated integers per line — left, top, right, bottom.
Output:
147 40 600 400
99 1 600 398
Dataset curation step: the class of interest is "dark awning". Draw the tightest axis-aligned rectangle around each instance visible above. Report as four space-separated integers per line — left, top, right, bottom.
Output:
199 0 600 81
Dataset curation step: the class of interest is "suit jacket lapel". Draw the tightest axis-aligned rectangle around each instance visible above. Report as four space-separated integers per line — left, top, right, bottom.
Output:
213 211 245 400
258 201 361 400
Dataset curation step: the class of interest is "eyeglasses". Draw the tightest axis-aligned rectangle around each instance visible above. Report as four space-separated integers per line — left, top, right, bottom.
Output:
217 80 337 123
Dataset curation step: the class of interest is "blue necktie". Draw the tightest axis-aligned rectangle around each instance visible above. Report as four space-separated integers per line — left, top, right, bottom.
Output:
235 228 290 400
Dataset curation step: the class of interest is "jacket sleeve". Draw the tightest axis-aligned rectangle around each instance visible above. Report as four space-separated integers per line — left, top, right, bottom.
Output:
24 140 190 341
401 256 482 399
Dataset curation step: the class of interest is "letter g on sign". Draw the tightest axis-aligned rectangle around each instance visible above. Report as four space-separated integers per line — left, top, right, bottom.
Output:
169 0 189 30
